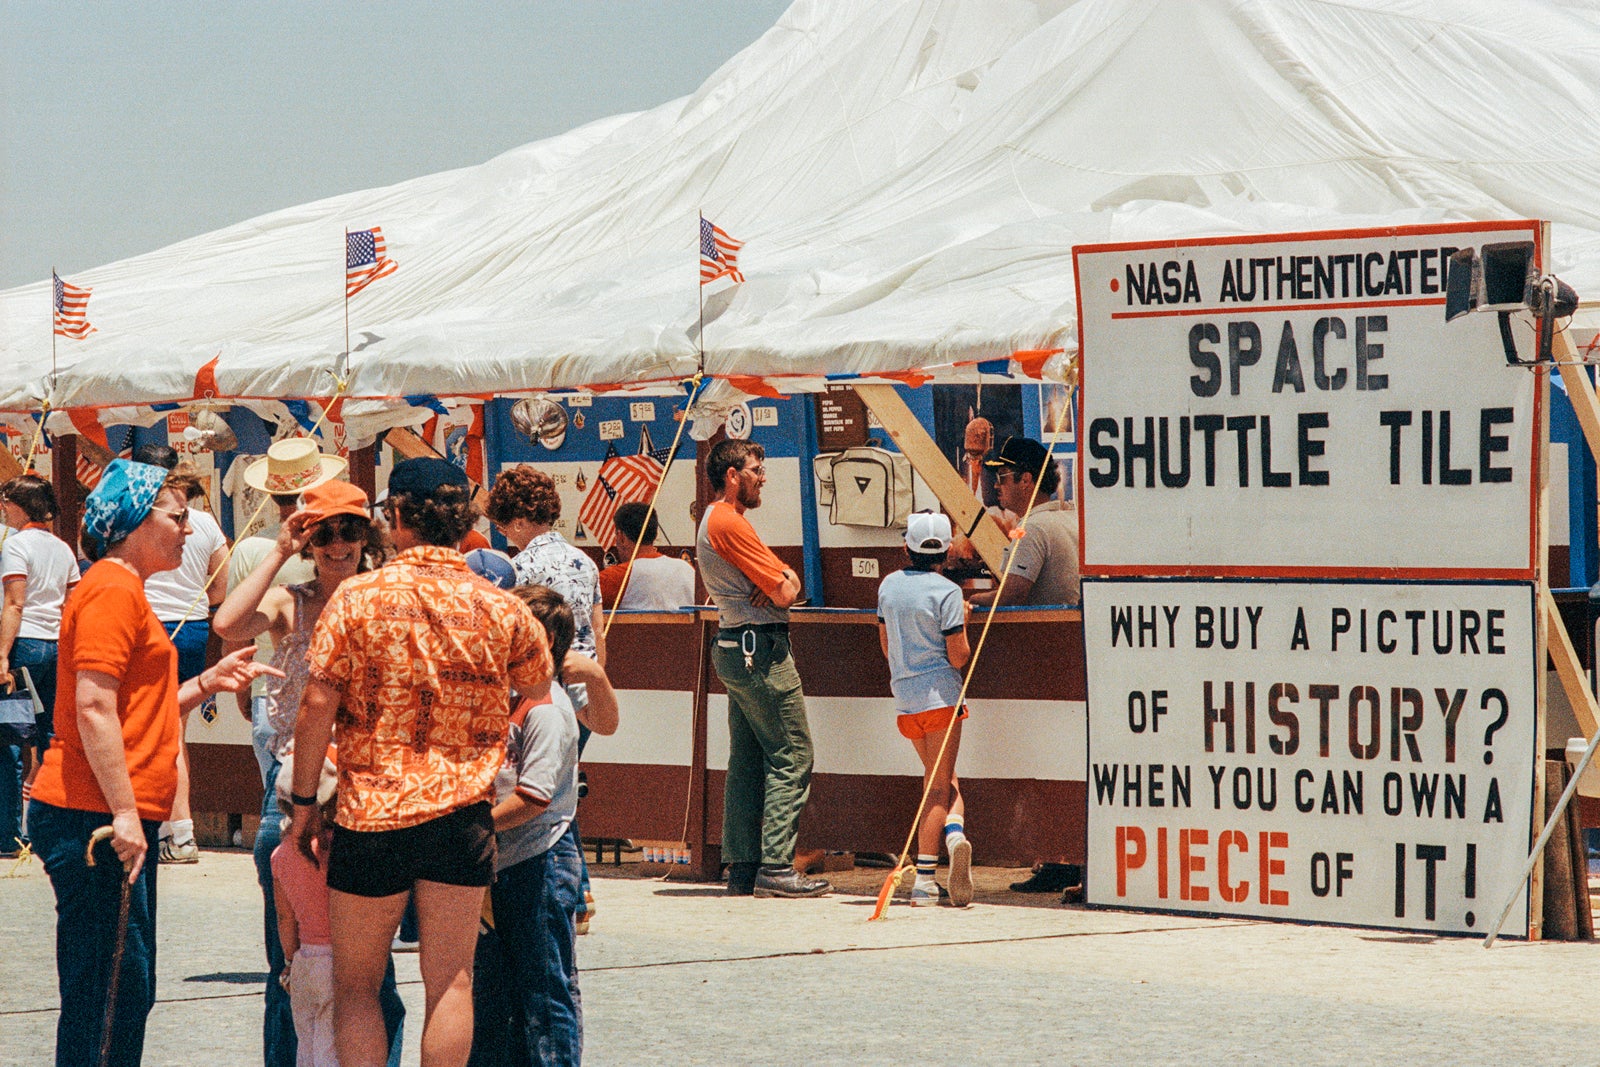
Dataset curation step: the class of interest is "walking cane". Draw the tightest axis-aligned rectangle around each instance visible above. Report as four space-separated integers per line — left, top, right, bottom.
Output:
86 825 134 1067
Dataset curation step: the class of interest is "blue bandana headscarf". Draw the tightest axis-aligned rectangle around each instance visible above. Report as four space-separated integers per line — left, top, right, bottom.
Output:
82 459 169 556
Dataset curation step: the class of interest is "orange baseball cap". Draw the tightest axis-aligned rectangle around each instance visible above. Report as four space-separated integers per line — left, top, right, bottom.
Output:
299 480 370 524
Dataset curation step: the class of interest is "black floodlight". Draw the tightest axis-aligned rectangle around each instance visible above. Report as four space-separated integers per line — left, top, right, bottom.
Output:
1443 240 1577 366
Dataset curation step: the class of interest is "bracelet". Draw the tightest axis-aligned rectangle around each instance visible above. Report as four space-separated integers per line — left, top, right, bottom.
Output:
290 792 319 807
196 675 212 698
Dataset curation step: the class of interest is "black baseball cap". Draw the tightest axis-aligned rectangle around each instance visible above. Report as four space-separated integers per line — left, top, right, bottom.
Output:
984 435 1051 474
388 457 470 498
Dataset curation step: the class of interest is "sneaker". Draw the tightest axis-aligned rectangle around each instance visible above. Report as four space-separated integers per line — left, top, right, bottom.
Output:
390 936 420 953
947 835 973 908
159 839 200 864
910 882 951 907
753 865 831 898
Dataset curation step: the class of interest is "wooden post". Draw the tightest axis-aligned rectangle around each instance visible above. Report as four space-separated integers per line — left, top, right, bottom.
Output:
851 384 1011 574
348 443 376 501
52 434 82 548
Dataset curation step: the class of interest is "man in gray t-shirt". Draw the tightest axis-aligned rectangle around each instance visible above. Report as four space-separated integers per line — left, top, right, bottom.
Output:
695 439 828 899
969 436 1081 608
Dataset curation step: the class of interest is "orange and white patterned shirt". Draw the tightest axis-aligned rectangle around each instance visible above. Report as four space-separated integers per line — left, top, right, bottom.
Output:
308 545 552 832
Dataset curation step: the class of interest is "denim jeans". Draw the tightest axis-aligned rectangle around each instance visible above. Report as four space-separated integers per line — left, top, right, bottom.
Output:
0 636 56 851
250 694 276 790
255 755 407 1067
469 824 584 1067
29 800 160 1067
161 620 209 683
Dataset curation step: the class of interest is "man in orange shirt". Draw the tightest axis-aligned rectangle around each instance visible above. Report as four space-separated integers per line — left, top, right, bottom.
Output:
29 460 277 1066
696 440 828 899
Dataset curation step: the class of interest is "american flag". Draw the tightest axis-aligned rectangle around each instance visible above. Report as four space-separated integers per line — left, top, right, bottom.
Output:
699 217 745 285
53 272 95 338
578 430 673 548
346 227 399 297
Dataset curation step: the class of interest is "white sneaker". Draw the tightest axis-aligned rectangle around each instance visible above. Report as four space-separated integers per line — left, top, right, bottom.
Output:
910 880 942 907
947 835 973 908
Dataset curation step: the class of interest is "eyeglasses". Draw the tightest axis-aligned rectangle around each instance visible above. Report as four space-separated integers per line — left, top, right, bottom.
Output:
309 516 370 546
740 465 766 478
148 507 192 529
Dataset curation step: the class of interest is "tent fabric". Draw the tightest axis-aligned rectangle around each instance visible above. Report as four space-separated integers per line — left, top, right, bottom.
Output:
3 0 1599 416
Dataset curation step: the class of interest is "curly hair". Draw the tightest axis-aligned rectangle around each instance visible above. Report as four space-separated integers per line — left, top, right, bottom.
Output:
485 465 561 527
513 584 575 667
390 483 477 547
706 439 764 492
1 474 58 524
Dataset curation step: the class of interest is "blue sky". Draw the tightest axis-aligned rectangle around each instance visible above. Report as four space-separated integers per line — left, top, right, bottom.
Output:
0 2 791 289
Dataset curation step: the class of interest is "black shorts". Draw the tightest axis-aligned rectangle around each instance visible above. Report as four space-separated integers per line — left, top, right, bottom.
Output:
326 801 497 898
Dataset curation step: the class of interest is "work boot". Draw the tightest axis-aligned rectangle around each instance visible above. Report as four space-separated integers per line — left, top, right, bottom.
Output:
753 865 831 898
725 861 759 896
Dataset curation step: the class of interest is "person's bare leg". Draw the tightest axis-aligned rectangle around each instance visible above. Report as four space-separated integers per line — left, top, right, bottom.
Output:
913 719 962 859
169 709 192 824
413 879 490 1067
330 888 409 1067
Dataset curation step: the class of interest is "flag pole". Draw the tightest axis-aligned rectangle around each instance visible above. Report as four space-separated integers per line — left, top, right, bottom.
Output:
50 267 57 393
697 212 706 376
343 229 351 362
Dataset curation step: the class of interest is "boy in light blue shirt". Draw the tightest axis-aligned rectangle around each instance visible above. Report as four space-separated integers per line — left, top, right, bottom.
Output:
876 512 973 907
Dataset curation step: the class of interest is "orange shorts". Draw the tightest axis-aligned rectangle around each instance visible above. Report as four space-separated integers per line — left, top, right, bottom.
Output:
896 704 968 741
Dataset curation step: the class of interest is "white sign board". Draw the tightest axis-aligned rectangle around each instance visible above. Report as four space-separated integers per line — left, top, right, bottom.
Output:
1083 579 1536 935
1074 222 1541 578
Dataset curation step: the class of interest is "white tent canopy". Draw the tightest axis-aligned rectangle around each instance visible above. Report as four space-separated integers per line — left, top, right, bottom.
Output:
3 0 1599 417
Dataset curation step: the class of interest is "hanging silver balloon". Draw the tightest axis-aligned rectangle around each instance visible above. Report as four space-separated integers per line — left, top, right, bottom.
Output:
510 397 569 451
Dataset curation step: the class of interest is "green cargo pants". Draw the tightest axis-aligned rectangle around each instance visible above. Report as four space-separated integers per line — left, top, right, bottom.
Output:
713 628 813 867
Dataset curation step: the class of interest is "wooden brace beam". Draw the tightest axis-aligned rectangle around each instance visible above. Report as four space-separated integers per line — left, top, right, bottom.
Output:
1551 327 1600 740
852 384 1010 575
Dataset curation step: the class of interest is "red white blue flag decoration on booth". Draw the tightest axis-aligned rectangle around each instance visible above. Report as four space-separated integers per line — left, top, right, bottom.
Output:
577 428 672 548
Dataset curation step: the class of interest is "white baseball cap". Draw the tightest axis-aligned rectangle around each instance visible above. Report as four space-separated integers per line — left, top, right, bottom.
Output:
905 511 953 553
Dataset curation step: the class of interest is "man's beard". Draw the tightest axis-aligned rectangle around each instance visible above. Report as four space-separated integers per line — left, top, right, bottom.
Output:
739 480 762 509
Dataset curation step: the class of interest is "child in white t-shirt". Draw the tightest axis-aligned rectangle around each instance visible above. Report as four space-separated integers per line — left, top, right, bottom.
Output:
270 748 338 1067
876 512 973 907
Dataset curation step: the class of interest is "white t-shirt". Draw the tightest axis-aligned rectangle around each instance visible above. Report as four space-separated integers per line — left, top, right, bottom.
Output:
0 526 80 639
222 454 276 541
618 553 696 610
144 507 229 623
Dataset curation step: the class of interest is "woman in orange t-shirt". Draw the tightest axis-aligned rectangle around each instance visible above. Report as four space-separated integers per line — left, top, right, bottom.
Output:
28 460 278 1066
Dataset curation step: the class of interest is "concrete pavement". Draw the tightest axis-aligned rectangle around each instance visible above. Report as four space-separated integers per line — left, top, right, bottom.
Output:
2 847 1597 1065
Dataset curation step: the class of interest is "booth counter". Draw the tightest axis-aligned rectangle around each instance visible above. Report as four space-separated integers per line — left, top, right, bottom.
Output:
579 605 1087 877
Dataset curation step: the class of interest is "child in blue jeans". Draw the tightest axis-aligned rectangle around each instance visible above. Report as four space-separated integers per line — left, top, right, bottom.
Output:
470 585 608 1066
877 512 974 907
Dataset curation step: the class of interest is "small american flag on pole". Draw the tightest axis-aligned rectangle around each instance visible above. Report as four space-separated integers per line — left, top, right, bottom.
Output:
578 431 671 548
346 227 399 297
53 271 95 338
699 217 745 285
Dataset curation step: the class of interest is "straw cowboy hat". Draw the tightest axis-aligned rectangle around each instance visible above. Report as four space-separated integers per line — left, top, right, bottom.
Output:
241 437 347 495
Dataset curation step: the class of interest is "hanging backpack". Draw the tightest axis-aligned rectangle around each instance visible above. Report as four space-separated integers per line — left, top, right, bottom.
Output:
813 443 918 528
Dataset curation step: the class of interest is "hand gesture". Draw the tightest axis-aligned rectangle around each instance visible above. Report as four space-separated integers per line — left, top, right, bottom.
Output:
202 647 287 696
275 510 318 557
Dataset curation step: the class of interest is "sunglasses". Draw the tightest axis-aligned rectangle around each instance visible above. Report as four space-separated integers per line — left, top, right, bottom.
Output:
309 515 370 547
148 506 193 529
